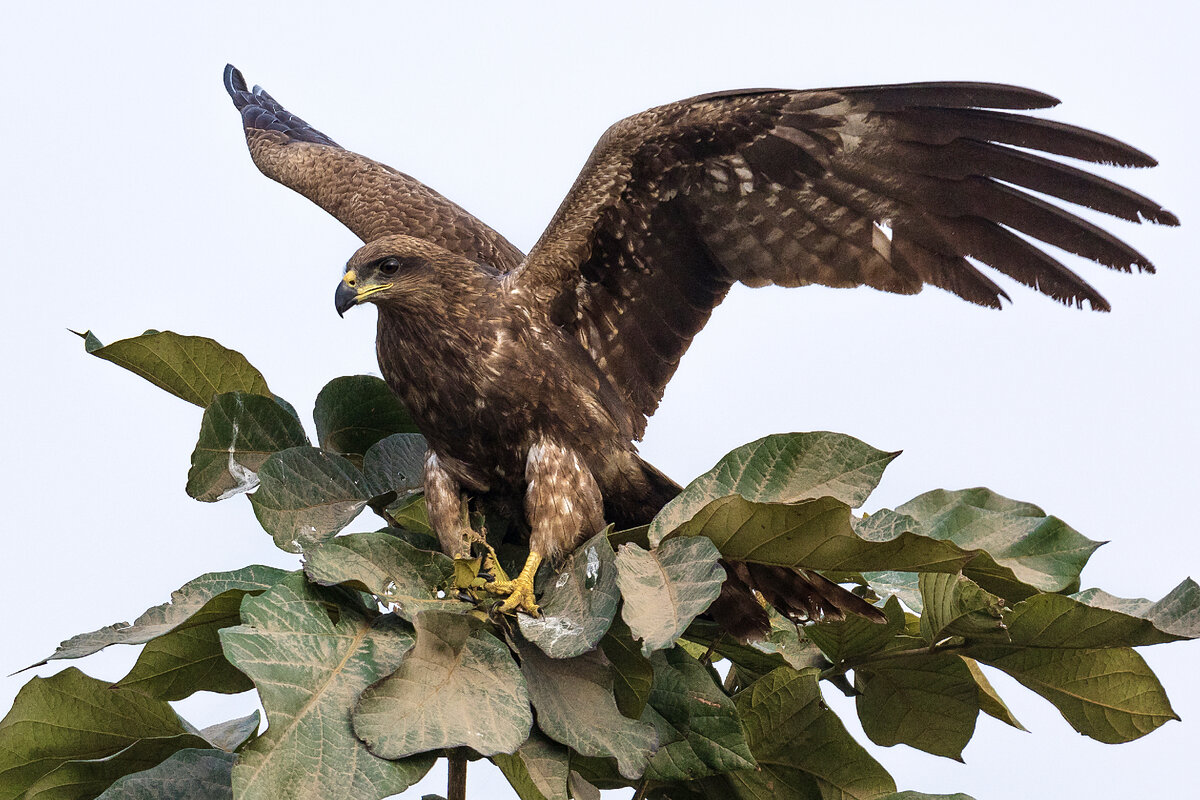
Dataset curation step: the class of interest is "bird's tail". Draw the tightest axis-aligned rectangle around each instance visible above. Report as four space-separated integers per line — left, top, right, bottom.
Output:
611 455 887 638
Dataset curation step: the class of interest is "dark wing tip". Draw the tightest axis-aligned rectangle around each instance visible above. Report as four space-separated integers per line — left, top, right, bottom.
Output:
223 64 247 103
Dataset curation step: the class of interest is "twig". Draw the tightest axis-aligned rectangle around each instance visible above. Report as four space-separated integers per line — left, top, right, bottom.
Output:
631 777 650 800
818 642 969 682
448 750 468 800
698 633 725 666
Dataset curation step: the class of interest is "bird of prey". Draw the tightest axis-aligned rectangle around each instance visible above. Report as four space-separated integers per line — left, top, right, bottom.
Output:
224 65 1175 635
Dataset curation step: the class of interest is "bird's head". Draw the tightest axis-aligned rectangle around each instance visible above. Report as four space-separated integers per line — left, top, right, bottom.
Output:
334 235 483 317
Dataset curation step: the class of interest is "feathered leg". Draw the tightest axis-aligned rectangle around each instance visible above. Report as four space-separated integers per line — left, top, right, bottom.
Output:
488 438 605 616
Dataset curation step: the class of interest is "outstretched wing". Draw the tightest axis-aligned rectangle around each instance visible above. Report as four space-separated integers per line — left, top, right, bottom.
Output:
223 65 524 271
511 83 1178 433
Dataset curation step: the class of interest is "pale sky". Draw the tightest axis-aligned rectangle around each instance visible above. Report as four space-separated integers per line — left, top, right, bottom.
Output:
2 2 1197 798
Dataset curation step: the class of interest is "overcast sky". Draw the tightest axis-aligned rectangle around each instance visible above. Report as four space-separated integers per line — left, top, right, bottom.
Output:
2 2 1196 798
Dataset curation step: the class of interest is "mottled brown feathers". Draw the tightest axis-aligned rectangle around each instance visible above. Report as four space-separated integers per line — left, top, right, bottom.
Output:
227 67 1175 637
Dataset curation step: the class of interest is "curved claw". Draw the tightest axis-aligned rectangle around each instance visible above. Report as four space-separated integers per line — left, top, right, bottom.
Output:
486 574 541 617
484 550 544 617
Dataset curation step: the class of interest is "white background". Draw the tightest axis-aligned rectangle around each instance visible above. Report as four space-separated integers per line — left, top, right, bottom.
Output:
2 2 1196 797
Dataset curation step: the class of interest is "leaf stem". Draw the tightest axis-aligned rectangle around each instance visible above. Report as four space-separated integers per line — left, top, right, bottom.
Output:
448 750 468 800
631 777 650 800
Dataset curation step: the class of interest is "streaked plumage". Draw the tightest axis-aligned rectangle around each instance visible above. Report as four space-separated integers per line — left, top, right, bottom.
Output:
226 65 1175 634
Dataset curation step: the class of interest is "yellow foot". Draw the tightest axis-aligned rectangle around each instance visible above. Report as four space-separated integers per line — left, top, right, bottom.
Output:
485 551 543 617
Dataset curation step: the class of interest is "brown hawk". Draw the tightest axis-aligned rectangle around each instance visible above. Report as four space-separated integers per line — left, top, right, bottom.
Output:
225 65 1175 635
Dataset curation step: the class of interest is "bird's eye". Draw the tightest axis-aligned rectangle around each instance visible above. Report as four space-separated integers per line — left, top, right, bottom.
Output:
378 257 401 275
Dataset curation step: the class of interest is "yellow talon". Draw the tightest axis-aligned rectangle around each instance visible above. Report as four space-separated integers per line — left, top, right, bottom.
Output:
486 551 543 617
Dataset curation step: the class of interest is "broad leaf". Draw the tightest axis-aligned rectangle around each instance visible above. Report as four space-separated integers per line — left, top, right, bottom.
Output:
807 596 905 664
187 392 309 502
354 611 531 758
303 531 464 620
1072 578 1200 642
893 488 1103 600
861 569 922 612
95 749 234 799
0 668 207 800
199 711 261 752
114 589 253 700
673 494 976 574
219 575 432 799
248 446 371 552
23 736 215 800
650 432 899 545
362 433 428 497
598 617 655 719
1001 591 1198 650
961 658 1025 731
28 566 289 668
642 647 755 781
918 573 1007 644
967 644 1177 743
513 641 658 780
386 493 435 534
81 330 269 407
615 537 725 656
313 375 419 458
519 532 619 658
855 654 979 760
492 732 569 800
733 668 896 800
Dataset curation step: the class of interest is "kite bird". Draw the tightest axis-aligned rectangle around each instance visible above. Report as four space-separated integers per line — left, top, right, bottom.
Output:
224 65 1176 635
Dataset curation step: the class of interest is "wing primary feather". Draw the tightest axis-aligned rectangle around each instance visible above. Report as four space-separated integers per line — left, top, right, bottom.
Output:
838 81 1061 110
872 139 1178 226
889 107 1158 167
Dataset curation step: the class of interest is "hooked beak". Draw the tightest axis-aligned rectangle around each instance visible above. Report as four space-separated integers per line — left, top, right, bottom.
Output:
335 270 392 317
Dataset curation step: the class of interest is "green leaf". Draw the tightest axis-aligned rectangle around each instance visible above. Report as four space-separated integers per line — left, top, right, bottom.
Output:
219 575 432 799
918 573 1007 644
0 668 208 800
303 531 466 620
755 610 828 672
95 749 234 799
354 611 531 758
567 772 602 800
855 654 979 760
519 532 619 658
893 488 1103 601
681 620 795 686
733 668 896 800
28 566 289 668
966 643 1177 743
313 375 419 459
1071 578 1200 642
615 537 726 656
650 432 899 546
513 640 658 780
961 658 1025 731
24 736 217 800
81 330 269 407
642 647 755 781
1002 591 1197 649
670 494 975 574
807 596 905 664
248 446 371 552
493 733 570 800
199 711 261 752
598 617 655 719
362 433 428 497
959 591 1185 742
386 493 435 535
187 392 309 502
861 569 922 612
114 589 254 700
